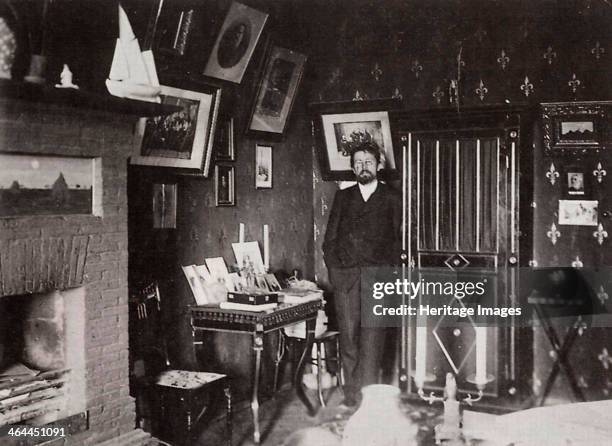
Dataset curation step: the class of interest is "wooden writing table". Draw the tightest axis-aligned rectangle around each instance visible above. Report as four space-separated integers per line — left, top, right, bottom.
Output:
189 299 323 445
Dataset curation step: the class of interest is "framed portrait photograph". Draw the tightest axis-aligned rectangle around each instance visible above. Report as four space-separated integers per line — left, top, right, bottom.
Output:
215 164 235 206
558 200 598 226
132 83 221 177
255 144 272 189
215 117 235 161
203 1 269 84
311 99 401 181
247 46 307 135
152 183 177 229
566 171 585 196
542 102 608 155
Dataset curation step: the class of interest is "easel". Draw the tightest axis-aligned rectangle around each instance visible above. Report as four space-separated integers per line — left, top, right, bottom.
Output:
528 268 589 406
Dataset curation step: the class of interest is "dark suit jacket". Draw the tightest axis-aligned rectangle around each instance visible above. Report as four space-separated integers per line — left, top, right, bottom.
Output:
323 182 402 268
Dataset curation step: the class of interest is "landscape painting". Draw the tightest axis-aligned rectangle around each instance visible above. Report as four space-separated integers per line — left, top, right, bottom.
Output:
0 154 94 217
560 121 594 141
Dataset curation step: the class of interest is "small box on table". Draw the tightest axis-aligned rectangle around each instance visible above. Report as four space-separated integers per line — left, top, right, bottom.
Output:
227 291 278 305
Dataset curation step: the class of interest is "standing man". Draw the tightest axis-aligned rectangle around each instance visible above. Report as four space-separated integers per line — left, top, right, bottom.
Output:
323 137 402 408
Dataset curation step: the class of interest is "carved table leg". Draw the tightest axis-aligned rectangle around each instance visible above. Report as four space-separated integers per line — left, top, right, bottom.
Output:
294 317 316 416
252 328 264 444
273 331 286 393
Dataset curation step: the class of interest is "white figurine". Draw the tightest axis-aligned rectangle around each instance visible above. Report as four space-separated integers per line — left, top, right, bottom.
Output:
55 64 79 89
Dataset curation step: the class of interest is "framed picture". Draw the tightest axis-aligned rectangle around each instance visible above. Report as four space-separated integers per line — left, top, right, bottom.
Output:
247 46 307 135
215 164 235 206
203 1 268 84
311 99 401 181
0 153 99 217
152 183 177 228
566 171 585 196
265 273 282 291
232 241 266 274
132 83 221 177
558 200 598 226
255 144 272 189
215 118 235 161
542 102 609 155
147 0 196 58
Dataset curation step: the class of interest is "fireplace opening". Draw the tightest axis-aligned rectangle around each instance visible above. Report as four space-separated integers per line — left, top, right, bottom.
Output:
0 288 86 427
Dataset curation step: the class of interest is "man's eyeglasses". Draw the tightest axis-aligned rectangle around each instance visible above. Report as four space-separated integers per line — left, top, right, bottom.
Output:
354 160 376 168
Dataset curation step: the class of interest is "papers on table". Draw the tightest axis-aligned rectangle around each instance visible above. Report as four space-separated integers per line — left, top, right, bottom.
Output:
232 241 266 274
194 264 212 283
181 265 208 306
279 288 323 304
183 259 235 305
205 257 230 282
219 302 278 312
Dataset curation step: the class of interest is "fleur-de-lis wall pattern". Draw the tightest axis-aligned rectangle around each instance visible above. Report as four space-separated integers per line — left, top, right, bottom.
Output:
309 1 608 106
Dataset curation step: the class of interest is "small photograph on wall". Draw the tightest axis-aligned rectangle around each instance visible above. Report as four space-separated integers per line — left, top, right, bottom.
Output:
214 118 235 161
215 164 235 206
0 154 94 217
152 183 177 229
558 200 598 226
255 144 272 189
566 172 585 196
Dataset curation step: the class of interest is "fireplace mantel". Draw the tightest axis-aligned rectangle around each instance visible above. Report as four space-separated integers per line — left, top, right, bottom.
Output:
0 79 179 117
0 89 144 443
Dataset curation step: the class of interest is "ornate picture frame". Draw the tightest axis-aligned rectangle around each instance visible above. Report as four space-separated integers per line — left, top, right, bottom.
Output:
310 99 401 181
132 83 221 177
542 102 609 156
203 1 269 84
247 46 307 135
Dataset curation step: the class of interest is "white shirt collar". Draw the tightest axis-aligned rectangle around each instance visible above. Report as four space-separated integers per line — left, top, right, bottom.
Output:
358 179 378 201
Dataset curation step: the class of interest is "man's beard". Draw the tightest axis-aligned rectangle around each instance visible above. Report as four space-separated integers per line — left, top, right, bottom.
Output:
356 170 375 184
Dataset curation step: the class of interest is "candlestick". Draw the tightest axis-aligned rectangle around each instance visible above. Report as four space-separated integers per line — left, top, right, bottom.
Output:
239 223 245 243
263 224 269 271
475 326 487 385
402 142 406 251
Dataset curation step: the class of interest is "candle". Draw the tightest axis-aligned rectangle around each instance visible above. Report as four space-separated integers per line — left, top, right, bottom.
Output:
402 141 406 251
415 321 427 388
263 224 269 271
475 326 487 385
239 223 245 243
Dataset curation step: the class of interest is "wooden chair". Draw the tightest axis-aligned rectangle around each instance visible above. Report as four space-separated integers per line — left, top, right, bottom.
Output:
129 282 232 446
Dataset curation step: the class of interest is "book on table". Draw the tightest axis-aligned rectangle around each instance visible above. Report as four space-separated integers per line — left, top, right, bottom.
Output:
219 301 279 312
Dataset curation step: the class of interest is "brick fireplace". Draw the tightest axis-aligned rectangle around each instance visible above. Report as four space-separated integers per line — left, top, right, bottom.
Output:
0 94 145 444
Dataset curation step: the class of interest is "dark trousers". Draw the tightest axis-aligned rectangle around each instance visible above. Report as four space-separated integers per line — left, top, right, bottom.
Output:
329 267 385 400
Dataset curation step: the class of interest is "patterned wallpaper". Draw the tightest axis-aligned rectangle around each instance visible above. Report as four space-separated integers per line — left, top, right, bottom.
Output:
306 0 611 404
307 0 610 106
530 102 612 402
310 0 610 293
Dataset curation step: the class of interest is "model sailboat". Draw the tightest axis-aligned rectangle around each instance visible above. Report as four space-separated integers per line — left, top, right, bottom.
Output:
106 5 161 103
